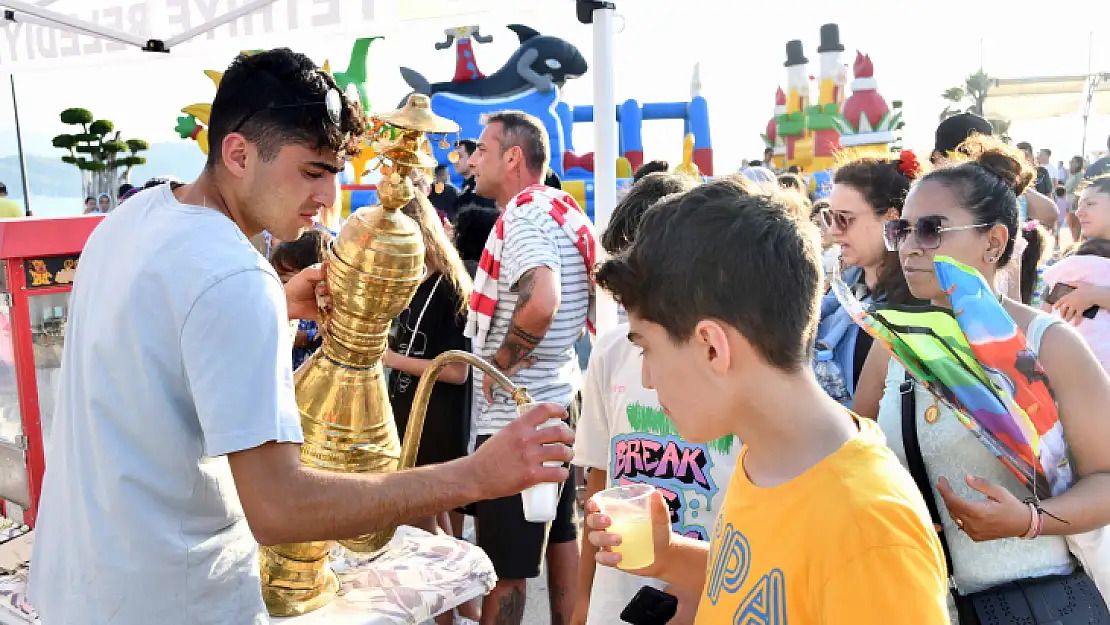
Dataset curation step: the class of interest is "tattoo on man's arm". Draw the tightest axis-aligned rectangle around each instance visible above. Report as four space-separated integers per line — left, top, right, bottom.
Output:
494 268 547 371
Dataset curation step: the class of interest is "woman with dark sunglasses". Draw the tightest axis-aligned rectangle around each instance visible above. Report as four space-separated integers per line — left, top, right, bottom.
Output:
814 154 920 415
873 135 1110 623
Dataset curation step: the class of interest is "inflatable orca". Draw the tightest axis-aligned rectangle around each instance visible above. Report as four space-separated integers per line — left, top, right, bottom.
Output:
400 24 587 100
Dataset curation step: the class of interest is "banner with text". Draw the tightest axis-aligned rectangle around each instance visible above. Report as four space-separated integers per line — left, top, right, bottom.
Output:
0 0 535 71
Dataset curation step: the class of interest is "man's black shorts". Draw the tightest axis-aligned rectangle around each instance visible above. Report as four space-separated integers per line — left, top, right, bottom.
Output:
471 402 579 580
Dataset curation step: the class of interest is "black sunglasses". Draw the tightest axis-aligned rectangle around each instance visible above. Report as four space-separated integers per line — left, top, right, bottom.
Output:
883 216 992 251
230 86 349 134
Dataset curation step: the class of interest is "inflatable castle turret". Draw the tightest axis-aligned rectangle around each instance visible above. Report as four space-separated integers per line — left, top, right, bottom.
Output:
807 23 847 172
762 88 787 169
835 51 902 156
764 24 902 174
778 40 811 168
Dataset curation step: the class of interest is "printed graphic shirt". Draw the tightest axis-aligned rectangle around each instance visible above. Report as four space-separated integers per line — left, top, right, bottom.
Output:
694 417 949 625
575 324 740 624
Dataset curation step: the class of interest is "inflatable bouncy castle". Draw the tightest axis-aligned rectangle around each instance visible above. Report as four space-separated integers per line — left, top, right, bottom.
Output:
402 25 713 218
761 24 902 181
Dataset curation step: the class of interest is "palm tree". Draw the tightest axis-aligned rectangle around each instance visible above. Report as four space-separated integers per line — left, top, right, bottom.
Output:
939 71 1007 137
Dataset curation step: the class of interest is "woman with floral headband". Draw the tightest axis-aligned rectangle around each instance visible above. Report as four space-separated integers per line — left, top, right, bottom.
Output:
814 150 922 416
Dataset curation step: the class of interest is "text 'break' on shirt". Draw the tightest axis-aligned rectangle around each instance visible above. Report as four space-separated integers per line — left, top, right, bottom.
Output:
28 184 303 625
472 191 591 435
694 417 949 625
574 324 741 625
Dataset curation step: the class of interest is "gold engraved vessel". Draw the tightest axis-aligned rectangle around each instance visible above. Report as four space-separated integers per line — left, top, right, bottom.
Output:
259 95 530 616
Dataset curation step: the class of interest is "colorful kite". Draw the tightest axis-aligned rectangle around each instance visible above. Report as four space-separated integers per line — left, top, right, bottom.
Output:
832 255 1073 499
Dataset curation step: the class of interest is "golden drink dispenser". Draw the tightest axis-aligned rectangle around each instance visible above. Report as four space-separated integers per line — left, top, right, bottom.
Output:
258 95 531 616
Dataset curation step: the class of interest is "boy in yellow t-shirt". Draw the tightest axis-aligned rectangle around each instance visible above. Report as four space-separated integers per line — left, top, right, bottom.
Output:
587 179 948 624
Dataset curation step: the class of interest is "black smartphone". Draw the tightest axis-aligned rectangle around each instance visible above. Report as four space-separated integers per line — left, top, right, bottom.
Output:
620 585 678 625
1042 283 1099 319
1043 283 1076 305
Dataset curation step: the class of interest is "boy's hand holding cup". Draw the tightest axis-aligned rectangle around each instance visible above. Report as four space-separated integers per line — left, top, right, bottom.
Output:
586 483 673 578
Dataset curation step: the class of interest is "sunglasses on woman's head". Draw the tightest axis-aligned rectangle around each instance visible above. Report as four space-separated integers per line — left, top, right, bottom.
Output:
882 216 992 252
819 209 857 233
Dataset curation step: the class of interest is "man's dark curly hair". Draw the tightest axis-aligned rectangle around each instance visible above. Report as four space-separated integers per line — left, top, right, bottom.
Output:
206 48 366 168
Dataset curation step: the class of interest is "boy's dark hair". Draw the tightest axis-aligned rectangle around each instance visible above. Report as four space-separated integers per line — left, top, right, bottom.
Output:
270 228 332 272
118 183 134 197
206 48 366 169
455 139 478 156
602 172 696 255
633 160 670 182
787 164 801 174
596 178 821 371
434 164 449 179
485 111 549 175
454 206 500 262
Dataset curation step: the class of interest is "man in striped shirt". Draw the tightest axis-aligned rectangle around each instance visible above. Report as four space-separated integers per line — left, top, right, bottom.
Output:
467 111 593 625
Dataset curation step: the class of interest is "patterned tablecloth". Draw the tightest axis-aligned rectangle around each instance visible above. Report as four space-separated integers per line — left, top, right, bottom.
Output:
0 526 496 625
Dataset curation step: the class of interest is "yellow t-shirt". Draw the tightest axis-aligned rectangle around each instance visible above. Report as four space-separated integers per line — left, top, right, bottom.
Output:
0 198 23 218
695 417 949 624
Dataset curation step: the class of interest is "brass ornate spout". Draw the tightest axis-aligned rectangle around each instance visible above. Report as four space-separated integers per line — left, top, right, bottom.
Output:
397 350 532 469
260 94 473 617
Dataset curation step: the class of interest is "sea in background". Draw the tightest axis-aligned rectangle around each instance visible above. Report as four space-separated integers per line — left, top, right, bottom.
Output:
9 195 83 218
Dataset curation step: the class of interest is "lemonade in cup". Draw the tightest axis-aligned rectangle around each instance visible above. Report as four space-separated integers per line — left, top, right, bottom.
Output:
592 483 656 570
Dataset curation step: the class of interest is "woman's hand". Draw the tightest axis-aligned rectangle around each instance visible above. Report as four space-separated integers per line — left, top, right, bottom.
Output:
585 489 673 579
937 475 1031 541
383 346 398 369
285 264 330 322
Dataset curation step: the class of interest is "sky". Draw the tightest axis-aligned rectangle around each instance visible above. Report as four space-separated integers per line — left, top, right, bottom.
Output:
0 0 1108 186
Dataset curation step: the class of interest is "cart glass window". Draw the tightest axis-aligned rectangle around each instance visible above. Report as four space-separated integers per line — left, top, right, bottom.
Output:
0 299 18 444
28 293 68 451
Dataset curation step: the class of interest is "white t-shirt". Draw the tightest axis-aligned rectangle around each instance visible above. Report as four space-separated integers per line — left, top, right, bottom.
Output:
28 184 303 625
573 324 740 624
473 190 591 435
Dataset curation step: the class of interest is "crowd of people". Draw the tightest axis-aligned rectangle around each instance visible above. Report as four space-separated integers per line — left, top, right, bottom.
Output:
20 44 1110 625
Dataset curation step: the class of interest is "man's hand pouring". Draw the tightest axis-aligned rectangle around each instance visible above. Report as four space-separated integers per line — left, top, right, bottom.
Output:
465 402 575 500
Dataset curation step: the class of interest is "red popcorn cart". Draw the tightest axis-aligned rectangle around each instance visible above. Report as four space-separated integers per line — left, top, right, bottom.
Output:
0 215 103 528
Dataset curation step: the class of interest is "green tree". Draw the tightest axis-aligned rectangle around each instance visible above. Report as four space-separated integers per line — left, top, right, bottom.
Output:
939 71 1011 141
52 108 148 206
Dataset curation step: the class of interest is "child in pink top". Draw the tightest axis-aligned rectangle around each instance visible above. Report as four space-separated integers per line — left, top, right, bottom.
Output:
1042 238 1110 372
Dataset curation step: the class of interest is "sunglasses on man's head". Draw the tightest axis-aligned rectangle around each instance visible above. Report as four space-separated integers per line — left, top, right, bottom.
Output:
882 216 991 252
818 209 857 233
230 86 349 134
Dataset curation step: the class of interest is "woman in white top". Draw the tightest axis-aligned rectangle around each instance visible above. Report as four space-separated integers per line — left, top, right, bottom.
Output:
870 135 1110 623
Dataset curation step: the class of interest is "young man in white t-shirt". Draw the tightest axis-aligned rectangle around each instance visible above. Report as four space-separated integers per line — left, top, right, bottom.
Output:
28 49 574 625
571 173 742 625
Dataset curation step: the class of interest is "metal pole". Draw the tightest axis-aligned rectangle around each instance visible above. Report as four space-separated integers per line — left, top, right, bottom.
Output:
591 2 619 336
1082 31 1094 159
10 75 32 216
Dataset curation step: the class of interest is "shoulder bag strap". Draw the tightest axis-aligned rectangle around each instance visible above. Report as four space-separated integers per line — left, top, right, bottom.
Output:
900 372 957 578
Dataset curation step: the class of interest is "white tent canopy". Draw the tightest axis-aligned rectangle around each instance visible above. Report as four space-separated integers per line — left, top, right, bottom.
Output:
983 74 1110 121
0 0 622 332
0 0 573 71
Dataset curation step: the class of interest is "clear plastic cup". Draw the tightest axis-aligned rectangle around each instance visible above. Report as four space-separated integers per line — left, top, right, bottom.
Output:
592 483 656 570
517 402 565 523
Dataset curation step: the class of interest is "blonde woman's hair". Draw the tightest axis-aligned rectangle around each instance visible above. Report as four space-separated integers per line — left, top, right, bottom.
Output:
401 192 473 316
